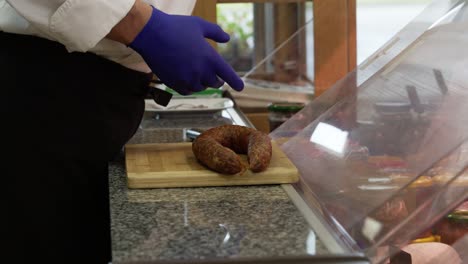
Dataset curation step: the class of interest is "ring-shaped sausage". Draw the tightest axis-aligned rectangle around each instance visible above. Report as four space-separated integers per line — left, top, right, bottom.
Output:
192 125 272 174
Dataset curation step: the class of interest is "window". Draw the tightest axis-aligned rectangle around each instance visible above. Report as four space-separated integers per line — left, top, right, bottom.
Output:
216 1 314 90
217 3 255 73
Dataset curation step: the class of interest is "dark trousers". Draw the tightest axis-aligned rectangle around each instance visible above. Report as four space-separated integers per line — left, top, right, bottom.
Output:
0 32 151 263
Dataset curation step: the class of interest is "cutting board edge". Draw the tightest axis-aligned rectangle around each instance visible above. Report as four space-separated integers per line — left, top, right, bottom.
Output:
127 175 299 189
127 168 299 189
125 142 192 150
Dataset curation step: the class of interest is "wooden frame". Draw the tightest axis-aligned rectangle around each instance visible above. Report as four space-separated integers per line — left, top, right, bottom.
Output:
192 0 218 48
313 0 356 97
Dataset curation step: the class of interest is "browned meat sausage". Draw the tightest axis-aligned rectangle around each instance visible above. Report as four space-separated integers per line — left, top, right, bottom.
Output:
373 197 408 223
192 125 272 174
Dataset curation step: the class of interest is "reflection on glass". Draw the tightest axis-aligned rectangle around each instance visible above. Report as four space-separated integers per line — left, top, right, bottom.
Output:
357 0 431 64
310 122 349 156
219 224 231 245
362 217 383 243
306 230 317 255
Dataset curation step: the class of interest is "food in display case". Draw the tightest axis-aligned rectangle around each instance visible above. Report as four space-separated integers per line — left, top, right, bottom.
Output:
402 176 434 212
368 101 432 156
367 156 408 170
410 234 441 244
435 200 468 245
267 102 305 132
373 196 409 224
433 171 468 188
433 172 468 204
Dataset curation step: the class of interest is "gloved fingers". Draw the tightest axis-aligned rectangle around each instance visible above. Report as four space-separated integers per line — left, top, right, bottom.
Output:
176 88 193 96
190 83 206 93
197 18 230 43
202 74 225 89
212 56 244 91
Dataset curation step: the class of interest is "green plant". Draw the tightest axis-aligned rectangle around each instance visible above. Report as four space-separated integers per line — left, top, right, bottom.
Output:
217 4 254 56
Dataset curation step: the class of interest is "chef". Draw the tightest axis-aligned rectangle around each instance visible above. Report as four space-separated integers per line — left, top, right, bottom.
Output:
0 0 243 263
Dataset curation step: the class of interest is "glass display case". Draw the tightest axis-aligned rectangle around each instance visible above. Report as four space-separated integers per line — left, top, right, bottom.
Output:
260 0 468 263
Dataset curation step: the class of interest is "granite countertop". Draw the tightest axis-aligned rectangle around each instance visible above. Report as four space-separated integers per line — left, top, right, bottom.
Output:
109 109 329 263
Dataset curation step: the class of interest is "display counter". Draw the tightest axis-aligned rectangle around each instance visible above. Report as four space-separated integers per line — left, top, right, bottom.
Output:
110 106 368 263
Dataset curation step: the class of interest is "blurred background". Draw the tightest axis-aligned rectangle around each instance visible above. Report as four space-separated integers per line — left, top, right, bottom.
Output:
216 0 430 77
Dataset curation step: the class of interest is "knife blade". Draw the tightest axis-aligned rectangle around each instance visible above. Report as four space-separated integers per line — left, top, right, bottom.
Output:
149 77 173 107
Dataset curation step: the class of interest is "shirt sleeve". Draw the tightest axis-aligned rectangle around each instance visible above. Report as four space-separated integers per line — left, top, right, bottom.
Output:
153 0 196 15
6 0 135 52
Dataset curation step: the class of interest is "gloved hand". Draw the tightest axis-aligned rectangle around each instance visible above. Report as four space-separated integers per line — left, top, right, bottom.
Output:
130 7 244 95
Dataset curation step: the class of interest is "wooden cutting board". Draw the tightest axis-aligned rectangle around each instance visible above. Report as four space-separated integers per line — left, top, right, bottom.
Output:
125 142 299 188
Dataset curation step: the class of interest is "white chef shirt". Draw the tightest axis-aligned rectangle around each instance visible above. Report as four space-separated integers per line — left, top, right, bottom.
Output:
0 0 197 72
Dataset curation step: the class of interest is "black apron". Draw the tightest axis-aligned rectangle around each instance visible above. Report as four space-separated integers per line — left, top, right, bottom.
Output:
0 32 151 263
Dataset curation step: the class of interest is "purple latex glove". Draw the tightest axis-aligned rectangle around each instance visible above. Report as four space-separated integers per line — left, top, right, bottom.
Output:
129 7 244 95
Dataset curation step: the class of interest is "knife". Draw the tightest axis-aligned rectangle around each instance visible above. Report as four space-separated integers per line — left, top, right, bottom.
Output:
149 77 173 107
185 128 203 141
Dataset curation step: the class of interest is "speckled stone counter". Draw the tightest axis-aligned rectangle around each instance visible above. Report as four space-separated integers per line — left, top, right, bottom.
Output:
109 110 329 263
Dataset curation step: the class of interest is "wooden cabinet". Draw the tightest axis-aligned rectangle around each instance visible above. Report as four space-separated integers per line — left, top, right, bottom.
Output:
313 0 356 96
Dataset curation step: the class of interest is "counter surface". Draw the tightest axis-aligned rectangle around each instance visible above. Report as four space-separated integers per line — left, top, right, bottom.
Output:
110 109 328 263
